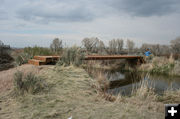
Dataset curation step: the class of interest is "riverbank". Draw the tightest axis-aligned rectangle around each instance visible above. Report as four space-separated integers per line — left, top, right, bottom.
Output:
0 65 180 119
138 56 180 76
83 56 180 77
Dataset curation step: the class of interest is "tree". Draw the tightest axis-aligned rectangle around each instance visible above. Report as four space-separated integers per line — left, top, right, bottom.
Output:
108 39 124 54
0 40 3 55
82 37 94 52
0 40 10 55
50 38 63 53
0 40 4 46
109 39 117 54
97 40 106 54
171 37 180 54
116 39 124 54
82 37 104 53
141 43 171 55
126 39 135 53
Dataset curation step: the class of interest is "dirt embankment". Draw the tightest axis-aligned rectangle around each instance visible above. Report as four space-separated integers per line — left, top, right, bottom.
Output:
0 64 44 93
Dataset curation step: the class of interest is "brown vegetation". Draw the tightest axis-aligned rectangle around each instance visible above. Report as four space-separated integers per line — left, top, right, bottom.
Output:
0 64 45 94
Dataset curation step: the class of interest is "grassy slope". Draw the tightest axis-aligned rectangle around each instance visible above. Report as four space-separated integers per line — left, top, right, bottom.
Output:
0 66 168 119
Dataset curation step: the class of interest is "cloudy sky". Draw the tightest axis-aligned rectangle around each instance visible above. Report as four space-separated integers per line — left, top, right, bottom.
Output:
0 0 180 48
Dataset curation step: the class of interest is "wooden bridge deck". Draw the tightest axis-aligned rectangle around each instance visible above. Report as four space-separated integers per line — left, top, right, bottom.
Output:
28 56 60 66
28 55 144 66
84 55 143 60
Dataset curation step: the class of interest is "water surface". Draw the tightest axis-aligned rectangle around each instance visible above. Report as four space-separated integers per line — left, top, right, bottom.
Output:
102 70 180 96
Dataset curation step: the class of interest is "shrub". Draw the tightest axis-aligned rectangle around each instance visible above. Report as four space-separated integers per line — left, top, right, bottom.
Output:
57 46 85 67
150 57 175 74
13 71 47 95
15 53 31 66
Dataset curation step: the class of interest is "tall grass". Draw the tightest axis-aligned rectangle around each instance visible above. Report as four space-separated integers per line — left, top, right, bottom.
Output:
13 71 48 95
150 56 175 74
131 79 157 100
139 56 177 75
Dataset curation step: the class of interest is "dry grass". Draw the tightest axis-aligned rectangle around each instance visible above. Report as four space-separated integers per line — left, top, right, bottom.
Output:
138 56 180 76
0 65 180 119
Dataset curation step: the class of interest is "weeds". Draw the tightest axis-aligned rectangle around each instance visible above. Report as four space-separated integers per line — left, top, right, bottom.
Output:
13 71 48 95
131 79 157 100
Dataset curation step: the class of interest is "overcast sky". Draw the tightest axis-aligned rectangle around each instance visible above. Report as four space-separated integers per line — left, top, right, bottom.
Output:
0 0 180 48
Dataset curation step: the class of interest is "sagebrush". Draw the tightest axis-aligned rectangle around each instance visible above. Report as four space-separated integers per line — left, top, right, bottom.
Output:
13 71 48 95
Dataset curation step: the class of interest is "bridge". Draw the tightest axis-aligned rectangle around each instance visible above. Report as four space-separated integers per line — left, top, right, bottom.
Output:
28 55 145 66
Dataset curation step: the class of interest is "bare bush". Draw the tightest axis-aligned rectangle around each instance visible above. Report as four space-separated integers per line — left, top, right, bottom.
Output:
13 71 48 95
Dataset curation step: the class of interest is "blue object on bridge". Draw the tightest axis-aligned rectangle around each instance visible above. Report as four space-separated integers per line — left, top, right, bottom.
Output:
145 51 151 56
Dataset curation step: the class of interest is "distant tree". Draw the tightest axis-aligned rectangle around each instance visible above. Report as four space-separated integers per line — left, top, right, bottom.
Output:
0 40 10 55
82 37 104 53
0 40 4 46
97 40 106 54
0 40 3 55
50 38 63 53
108 39 124 54
109 39 117 54
0 40 13 70
160 45 171 55
141 43 171 55
126 39 135 53
171 37 180 54
91 38 100 53
82 38 94 52
117 39 124 54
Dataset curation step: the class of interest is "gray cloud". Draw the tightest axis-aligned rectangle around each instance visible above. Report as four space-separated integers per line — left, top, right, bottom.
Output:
17 0 95 23
15 0 180 23
0 10 7 20
108 0 180 16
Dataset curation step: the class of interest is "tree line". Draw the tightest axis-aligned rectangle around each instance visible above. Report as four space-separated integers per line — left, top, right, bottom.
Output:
51 37 180 56
1 36 180 57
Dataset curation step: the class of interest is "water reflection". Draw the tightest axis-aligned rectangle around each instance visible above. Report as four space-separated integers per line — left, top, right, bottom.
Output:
104 70 180 96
